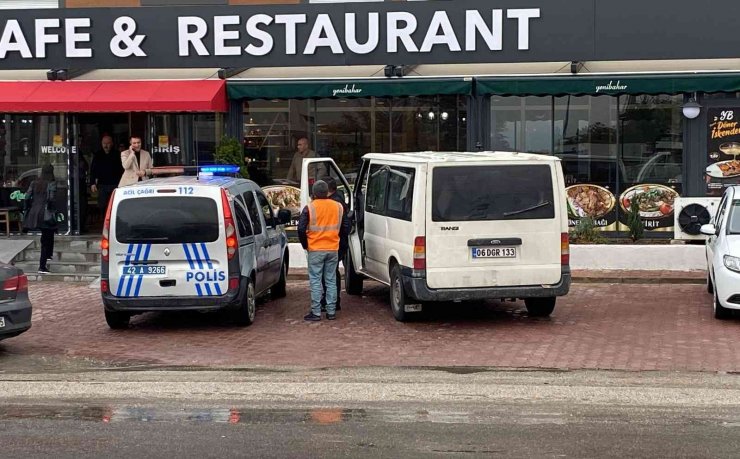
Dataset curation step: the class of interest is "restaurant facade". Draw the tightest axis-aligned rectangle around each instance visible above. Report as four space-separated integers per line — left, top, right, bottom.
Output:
2 0 740 236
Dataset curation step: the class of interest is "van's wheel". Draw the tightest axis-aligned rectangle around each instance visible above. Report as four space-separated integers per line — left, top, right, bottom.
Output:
713 289 732 320
524 297 556 317
272 259 288 299
235 280 256 326
345 252 363 296
105 310 130 330
390 265 415 322
707 271 714 295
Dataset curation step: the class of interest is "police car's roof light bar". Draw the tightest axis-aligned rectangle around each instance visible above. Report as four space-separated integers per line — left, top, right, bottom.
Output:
149 164 241 178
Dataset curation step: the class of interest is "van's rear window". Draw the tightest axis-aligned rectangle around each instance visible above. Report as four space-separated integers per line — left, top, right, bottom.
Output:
115 197 219 243
432 165 555 222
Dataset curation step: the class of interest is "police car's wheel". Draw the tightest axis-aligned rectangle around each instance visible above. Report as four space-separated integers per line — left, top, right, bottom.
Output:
524 297 556 317
272 260 287 299
390 265 411 322
105 310 130 330
235 280 256 326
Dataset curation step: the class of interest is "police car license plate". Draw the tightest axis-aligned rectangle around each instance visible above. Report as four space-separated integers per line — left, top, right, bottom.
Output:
472 247 516 258
122 266 167 276
0 317 5 329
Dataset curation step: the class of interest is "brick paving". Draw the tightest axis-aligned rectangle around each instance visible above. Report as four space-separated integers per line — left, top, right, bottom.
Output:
1 279 738 372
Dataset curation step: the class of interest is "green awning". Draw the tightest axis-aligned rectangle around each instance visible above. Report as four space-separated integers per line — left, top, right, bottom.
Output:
227 78 472 100
477 74 740 96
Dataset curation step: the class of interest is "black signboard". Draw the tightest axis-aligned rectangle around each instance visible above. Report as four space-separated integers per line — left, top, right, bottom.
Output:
706 108 740 196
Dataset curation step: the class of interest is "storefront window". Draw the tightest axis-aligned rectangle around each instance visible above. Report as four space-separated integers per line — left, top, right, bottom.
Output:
243 95 466 187
316 98 376 177
491 96 552 153
193 113 223 166
391 95 466 153
0 114 69 232
490 93 684 234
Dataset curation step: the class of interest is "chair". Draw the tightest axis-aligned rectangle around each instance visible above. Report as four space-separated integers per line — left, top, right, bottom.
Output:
0 207 23 236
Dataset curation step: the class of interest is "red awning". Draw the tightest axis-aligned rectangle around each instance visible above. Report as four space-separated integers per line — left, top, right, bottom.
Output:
0 80 227 113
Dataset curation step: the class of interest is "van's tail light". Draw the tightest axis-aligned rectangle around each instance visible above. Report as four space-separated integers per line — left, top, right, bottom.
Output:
413 236 426 270
221 189 237 260
100 279 109 294
101 190 116 262
561 233 570 266
3 274 28 294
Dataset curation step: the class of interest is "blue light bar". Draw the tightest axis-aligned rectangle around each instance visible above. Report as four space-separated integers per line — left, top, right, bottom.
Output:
199 165 240 174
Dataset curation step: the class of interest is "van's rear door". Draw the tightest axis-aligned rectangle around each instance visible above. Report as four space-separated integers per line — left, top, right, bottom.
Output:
425 162 563 289
109 185 228 298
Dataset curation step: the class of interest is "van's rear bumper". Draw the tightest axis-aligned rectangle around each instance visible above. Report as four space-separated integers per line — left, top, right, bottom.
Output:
101 279 245 312
401 266 571 302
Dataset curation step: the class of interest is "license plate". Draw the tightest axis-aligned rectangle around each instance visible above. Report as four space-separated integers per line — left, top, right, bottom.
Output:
404 304 422 313
472 247 516 258
122 265 167 276
0 317 5 329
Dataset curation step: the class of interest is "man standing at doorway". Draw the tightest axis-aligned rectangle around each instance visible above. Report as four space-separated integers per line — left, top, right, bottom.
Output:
90 135 123 213
286 137 324 184
119 135 152 187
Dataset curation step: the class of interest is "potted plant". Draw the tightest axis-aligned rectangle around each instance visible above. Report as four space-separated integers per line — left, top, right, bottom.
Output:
214 136 249 179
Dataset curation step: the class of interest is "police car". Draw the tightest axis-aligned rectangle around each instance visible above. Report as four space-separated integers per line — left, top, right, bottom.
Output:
100 166 291 329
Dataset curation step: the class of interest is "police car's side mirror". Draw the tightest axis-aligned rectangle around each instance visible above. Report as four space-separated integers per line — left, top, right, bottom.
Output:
277 209 292 225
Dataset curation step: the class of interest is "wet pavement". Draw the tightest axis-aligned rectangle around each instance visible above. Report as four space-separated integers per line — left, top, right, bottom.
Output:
0 367 739 458
0 279 739 371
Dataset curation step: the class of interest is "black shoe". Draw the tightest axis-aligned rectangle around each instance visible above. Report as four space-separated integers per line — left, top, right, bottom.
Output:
303 313 321 322
326 313 337 321
38 267 50 274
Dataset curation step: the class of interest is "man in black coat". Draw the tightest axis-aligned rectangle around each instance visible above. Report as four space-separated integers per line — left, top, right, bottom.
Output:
321 176 348 311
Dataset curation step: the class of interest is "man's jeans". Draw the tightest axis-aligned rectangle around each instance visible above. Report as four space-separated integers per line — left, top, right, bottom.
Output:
308 251 338 316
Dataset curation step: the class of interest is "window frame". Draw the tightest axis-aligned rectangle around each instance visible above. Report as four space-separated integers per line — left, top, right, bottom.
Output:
365 163 390 216
384 166 416 222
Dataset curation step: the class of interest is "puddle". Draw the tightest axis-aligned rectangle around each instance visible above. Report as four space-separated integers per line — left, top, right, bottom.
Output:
0 405 512 425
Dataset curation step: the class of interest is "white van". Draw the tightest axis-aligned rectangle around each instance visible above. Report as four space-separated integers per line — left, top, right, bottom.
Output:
101 174 291 329
300 152 571 321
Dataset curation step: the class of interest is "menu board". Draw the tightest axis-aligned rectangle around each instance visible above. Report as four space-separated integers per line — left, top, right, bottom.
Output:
616 184 679 232
706 108 740 196
565 184 618 231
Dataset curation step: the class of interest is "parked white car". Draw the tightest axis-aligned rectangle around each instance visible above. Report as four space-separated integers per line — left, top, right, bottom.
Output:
701 185 740 320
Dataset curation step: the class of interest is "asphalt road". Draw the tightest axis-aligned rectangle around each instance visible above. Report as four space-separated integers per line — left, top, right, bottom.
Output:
0 367 738 458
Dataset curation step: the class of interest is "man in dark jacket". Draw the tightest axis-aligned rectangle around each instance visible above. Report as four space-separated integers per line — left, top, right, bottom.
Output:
90 135 123 214
321 176 347 311
298 180 350 321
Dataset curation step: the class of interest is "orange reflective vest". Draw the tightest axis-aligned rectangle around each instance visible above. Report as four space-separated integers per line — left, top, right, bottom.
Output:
307 198 344 252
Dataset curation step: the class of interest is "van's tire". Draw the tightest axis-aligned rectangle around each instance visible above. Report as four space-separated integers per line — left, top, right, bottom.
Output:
234 280 256 326
105 310 130 329
272 259 288 299
713 289 732 320
707 271 714 295
390 265 415 322
345 252 363 296
524 297 556 317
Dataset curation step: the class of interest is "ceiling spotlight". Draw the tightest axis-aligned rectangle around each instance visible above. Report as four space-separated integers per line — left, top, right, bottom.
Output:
440 112 449 121
427 111 435 121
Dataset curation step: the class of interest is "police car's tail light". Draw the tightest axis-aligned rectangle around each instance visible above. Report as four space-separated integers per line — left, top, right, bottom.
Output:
561 233 570 266
100 279 109 294
221 189 237 260
413 236 426 270
101 190 116 262
228 277 239 291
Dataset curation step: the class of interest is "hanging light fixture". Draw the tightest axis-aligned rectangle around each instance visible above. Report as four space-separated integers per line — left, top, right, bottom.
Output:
440 112 449 121
682 95 702 120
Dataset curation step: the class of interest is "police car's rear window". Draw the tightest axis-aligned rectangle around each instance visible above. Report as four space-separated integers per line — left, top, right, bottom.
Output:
115 197 219 243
